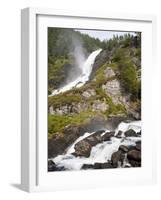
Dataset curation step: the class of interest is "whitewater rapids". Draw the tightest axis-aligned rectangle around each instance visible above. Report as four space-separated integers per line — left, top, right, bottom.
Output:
50 49 102 96
51 121 141 170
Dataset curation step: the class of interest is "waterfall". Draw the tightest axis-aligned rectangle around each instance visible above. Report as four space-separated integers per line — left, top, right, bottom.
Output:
51 121 141 171
50 49 102 96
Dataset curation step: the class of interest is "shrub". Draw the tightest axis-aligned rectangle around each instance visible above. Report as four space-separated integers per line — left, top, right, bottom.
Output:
118 60 139 98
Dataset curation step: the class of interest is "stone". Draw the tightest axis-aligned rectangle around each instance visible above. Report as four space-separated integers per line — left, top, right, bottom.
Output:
116 130 123 138
48 160 57 172
128 160 141 167
102 79 121 96
82 164 94 170
82 89 96 98
124 129 138 137
119 145 129 153
73 130 114 158
104 67 115 79
93 163 103 169
92 100 109 112
101 162 113 169
82 162 113 170
127 150 141 162
73 130 104 157
135 142 141 151
102 79 125 105
137 131 141 136
74 140 92 157
102 131 115 141
111 150 125 168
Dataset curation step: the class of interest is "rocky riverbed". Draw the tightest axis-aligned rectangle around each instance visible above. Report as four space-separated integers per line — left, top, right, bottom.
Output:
48 119 141 171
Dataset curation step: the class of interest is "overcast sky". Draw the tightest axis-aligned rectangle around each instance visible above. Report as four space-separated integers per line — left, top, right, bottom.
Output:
75 29 136 41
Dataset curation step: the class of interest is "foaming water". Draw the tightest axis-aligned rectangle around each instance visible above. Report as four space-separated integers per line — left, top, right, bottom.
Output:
51 120 141 170
50 49 102 96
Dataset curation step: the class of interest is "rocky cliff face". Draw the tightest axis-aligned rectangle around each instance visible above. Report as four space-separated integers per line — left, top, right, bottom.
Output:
49 64 140 119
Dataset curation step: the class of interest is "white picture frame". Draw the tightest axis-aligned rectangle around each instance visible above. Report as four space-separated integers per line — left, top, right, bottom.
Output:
21 7 157 192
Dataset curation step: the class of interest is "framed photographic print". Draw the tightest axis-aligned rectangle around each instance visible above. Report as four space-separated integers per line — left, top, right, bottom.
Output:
21 7 156 192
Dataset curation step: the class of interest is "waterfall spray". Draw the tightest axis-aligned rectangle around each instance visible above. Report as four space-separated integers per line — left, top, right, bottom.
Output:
50 49 102 96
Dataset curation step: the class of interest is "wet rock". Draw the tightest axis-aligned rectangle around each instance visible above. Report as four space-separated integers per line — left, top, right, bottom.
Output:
127 150 141 162
82 162 113 170
101 162 113 169
102 131 115 141
124 166 130 168
86 130 104 145
116 130 123 138
137 131 141 136
136 141 141 145
127 145 136 152
135 142 141 151
111 150 125 168
73 130 105 157
119 145 129 153
48 160 57 172
48 160 66 171
82 164 94 169
128 160 141 167
74 140 92 157
93 162 113 169
93 163 103 169
124 129 138 137
74 130 115 157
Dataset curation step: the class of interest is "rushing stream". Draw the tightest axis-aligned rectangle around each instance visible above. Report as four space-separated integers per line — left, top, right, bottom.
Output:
51 121 141 170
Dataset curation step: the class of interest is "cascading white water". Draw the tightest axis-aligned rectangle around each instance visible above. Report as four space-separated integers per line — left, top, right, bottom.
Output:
52 121 141 170
50 49 102 96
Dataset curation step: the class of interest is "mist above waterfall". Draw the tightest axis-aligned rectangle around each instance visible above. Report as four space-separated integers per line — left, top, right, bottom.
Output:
66 36 86 83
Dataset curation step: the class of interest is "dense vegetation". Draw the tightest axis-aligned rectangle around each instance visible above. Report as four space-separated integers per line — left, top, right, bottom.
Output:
48 28 141 138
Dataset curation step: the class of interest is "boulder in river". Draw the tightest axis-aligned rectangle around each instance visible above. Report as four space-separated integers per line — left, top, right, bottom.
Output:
73 130 114 157
81 164 94 170
128 160 141 167
116 130 123 138
102 131 115 141
135 142 141 151
73 140 92 157
111 150 125 168
48 160 65 171
127 150 141 162
82 162 113 170
119 145 129 153
124 129 138 137
48 160 57 171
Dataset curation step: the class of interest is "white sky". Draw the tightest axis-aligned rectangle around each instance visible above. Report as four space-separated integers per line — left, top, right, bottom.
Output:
75 29 136 41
